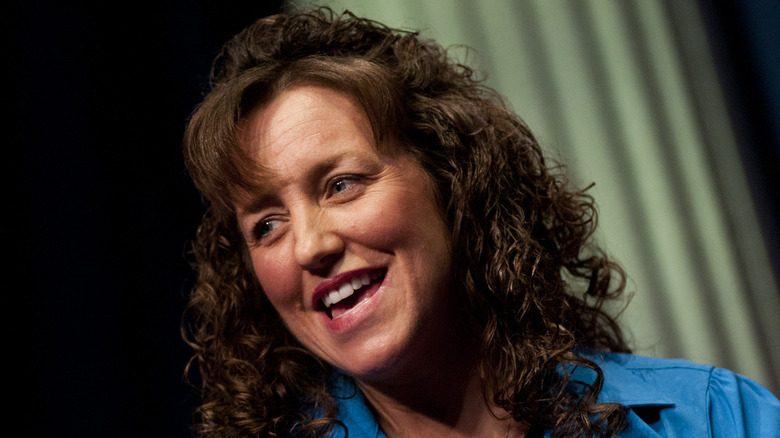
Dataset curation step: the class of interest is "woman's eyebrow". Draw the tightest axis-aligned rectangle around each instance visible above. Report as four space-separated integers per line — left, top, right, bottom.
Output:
304 153 351 180
238 153 357 215
238 190 277 216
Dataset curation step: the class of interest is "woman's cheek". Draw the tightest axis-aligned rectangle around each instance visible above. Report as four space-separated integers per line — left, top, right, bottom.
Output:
252 248 301 307
349 188 415 245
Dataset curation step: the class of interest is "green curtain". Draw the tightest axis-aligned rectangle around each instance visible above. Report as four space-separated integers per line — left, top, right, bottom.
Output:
291 0 780 394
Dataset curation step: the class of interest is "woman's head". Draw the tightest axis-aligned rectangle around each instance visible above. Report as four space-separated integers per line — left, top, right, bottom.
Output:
232 83 457 382
183 7 629 436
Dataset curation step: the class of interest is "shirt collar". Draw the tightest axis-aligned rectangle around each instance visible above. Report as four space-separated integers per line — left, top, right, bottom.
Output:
575 351 675 408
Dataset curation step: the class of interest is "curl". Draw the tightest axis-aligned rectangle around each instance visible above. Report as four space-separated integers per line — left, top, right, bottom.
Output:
182 7 631 437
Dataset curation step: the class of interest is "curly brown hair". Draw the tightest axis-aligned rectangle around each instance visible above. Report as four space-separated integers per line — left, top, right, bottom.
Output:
182 7 631 438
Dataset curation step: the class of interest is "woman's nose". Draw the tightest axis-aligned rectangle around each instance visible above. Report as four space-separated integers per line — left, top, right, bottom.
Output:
292 209 345 271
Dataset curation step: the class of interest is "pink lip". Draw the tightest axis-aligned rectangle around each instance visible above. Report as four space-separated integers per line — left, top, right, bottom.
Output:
311 267 386 309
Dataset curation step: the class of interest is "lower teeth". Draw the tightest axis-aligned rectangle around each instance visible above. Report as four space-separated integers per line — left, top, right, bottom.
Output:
329 288 366 319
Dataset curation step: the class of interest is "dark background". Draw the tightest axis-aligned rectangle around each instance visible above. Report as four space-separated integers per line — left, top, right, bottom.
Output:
10 1 283 437
8 1 778 437
699 0 780 276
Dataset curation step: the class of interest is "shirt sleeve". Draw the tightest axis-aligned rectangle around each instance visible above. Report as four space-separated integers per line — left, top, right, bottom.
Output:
707 367 780 437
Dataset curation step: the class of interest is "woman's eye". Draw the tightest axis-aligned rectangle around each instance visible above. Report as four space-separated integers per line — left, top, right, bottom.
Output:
332 179 351 194
254 218 282 239
329 176 358 196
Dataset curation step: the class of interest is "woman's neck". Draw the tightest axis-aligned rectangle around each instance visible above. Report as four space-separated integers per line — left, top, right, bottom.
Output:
354 337 529 438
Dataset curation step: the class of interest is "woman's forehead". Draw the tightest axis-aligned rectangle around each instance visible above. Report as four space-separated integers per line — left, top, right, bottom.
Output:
231 86 374 196
228 83 415 210
243 85 372 153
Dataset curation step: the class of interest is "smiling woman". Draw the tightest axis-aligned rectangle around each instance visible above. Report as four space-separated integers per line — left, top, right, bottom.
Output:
234 85 455 380
181 7 780 438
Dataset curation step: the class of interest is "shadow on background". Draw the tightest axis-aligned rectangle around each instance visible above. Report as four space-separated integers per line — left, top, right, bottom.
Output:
8 1 778 437
699 0 780 275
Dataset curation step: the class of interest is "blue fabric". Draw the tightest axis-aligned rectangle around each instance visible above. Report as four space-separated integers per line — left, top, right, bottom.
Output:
325 353 780 437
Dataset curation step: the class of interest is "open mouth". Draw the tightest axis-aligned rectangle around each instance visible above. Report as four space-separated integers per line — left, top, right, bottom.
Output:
317 269 386 320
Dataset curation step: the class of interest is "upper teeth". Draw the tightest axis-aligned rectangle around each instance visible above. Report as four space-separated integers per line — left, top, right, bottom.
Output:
322 273 372 308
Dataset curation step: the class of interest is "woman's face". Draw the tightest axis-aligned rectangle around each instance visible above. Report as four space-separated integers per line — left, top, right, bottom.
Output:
235 85 458 382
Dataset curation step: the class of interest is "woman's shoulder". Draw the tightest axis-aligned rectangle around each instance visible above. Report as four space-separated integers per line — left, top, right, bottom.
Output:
584 351 780 437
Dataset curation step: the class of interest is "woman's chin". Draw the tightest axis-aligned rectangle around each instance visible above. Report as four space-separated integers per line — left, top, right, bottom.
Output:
333 346 407 383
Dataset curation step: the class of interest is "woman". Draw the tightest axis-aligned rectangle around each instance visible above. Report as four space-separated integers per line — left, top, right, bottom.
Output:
182 7 779 437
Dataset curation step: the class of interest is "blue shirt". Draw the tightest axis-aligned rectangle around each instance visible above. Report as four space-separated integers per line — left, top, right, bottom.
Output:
325 353 780 437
